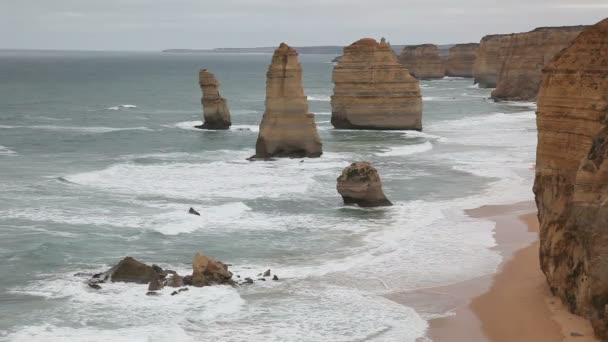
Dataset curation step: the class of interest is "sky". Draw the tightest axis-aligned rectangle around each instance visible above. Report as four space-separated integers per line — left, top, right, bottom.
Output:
1 0 606 51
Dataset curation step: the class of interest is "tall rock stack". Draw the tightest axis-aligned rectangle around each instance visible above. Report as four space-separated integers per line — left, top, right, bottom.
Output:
472 34 514 88
445 43 479 78
253 43 322 159
331 38 422 131
492 26 586 101
196 69 231 130
398 44 445 79
533 18 608 339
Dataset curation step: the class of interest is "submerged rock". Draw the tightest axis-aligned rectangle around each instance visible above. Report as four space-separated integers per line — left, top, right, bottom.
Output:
398 44 445 79
534 18 608 340
195 69 231 130
188 207 201 216
331 38 422 130
253 43 322 159
337 162 392 207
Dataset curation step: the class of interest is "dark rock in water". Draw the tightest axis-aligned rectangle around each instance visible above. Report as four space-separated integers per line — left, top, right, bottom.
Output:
147 277 164 291
182 275 193 286
74 272 93 277
337 162 393 207
107 257 158 284
178 287 189 293
263 269 271 277
171 291 179 296
146 291 160 296
188 207 201 216
257 278 266 281
166 274 184 288
236 275 241 278
88 283 102 290
244 277 254 284
92 273 103 279
152 264 164 274
272 275 279 281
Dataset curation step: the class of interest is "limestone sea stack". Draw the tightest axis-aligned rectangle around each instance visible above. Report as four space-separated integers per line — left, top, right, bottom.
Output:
337 162 392 207
472 34 513 88
331 38 422 130
196 69 231 130
445 43 479 78
253 43 322 159
491 26 586 101
398 44 445 79
533 18 608 339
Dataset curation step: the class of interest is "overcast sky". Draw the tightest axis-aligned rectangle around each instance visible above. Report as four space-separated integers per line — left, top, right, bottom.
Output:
1 0 606 50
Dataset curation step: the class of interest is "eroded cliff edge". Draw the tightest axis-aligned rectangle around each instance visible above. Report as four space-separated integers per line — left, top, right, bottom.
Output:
492 26 586 101
445 43 479 78
331 38 422 130
473 34 513 88
534 18 608 339
398 44 445 79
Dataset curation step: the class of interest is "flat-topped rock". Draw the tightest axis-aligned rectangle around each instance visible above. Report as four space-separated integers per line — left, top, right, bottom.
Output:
445 43 479 78
534 18 608 340
473 34 514 88
196 69 231 130
331 38 422 131
398 44 445 79
253 43 322 159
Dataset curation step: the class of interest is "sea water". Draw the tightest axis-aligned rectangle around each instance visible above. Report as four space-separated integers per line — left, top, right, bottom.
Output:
0 50 537 341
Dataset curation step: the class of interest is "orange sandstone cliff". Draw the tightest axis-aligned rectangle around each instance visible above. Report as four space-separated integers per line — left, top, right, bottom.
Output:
331 38 422 130
473 34 513 88
445 43 479 78
196 69 231 129
534 18 608 339
398 44 445 79
254 43 322 159
492 26 586 101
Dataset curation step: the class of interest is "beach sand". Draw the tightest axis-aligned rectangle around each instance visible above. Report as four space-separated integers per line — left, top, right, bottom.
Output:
387 201 598 341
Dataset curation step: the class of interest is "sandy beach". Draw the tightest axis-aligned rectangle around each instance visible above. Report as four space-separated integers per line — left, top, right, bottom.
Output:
387 201 598 341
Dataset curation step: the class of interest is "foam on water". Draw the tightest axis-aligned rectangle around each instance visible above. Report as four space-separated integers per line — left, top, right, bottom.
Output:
168 121 259 133
106 104 138 110
376 141 433 157
0 145 17 156
307 95 331 102
20 125 154 133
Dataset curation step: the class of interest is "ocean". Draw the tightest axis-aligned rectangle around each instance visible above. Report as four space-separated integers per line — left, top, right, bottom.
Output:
0 50 537 341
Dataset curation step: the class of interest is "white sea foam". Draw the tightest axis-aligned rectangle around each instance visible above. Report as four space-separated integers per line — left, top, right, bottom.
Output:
467 83 480 89
167 121 259 133
307 95 331 102
401 130 445 141
376 141 433 157
26 125 153 133
106 104 138 110
0 145 17 156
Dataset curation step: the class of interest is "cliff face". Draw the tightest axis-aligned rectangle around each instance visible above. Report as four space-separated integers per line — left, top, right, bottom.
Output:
398 44 445 79
197 69 231 129
534 18 608 339
445 43 479 78
331 38 422 130
473 34 513 88
254 43 322 159
492 26 586 101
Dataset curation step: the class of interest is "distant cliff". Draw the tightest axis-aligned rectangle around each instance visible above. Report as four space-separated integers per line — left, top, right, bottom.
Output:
472 34 514 88
398 44 445 79
445 43 479 78
534 18 608 339
491 26 586 101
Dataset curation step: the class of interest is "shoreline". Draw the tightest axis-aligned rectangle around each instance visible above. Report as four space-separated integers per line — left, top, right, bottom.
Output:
386 201 597 341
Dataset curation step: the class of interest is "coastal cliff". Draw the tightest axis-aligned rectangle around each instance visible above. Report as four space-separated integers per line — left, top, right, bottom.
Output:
492 26 586 101
254 43 322 159
533 18 608 339
398 44 445 79
331 38 422 130
196 69 231 129
473 34 513 88
445 43 479 78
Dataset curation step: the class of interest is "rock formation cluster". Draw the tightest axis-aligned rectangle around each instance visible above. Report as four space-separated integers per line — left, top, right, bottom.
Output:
445 43 479 78
472 34 514 88
196 69 231 130
398 44 446 79
331 38 422 130
533 18 608 339
491 26 586 101
253 43 322 159
337 161 392 207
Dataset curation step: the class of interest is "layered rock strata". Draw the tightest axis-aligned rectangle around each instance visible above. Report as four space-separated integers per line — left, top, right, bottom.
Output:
196 69 231 130
331 38 422 130
254 43 322 159
492 26 586 101
445 43 479 77
472 33 514 88
337 161 392 207
533 18 608 339
398 44 445 79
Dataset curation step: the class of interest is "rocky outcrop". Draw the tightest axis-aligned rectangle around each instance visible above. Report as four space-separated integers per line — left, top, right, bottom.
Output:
473 34 514 88
533 18 608 339
398 44 445 79
253 43 322 159
445 43 479 77
191 252 233 287
331 38 422 130
337 161 392 207
492 26 586 101
108 257 158 284
196 69 231 130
